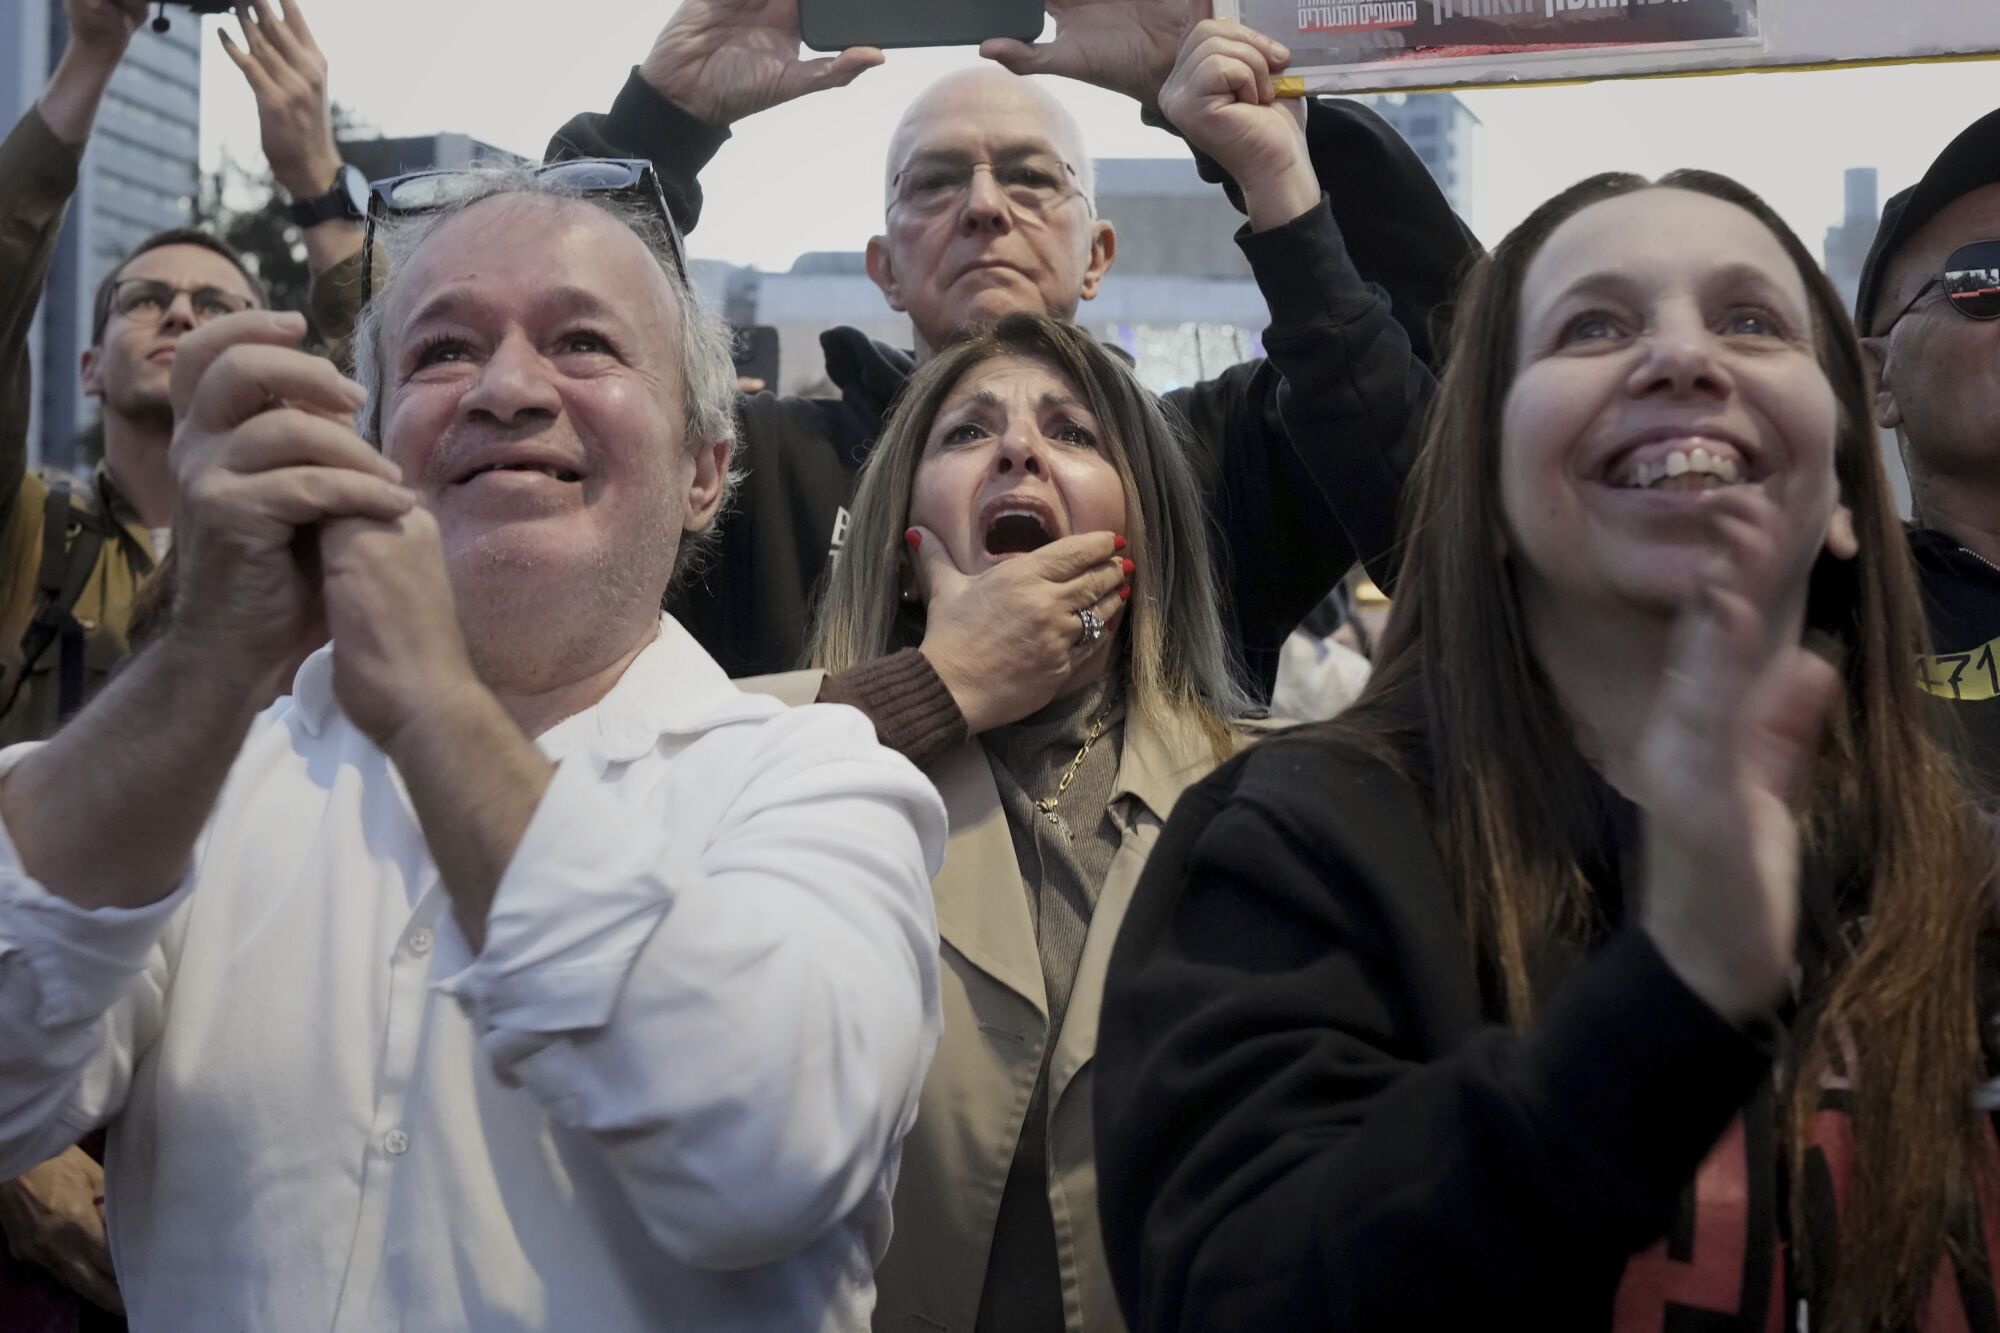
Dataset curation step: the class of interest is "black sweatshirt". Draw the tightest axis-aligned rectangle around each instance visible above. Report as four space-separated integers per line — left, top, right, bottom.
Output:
548 77 1479 683
1093 733 1783 1330
1910 526 2000 801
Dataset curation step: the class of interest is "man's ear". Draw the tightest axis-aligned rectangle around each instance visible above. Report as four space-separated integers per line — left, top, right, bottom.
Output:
1078 220 1117 302
683 438 732 532
1823 502 1859 561
865 235 907 313
1858 334 1902 431
80 346 104 399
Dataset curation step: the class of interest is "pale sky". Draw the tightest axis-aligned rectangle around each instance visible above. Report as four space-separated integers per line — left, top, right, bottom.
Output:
193 1 2000 272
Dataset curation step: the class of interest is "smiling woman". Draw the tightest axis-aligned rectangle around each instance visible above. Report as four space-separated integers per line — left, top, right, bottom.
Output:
1094 171 2000 1333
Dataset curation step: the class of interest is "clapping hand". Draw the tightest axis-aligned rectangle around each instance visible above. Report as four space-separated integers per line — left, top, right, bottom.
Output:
1634 488 1842 1023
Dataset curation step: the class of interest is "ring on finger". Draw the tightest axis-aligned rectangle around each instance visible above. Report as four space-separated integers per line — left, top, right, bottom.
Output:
1075 607 1107 649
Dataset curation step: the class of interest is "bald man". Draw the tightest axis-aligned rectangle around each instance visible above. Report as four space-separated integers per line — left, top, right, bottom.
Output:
311 2 1474 712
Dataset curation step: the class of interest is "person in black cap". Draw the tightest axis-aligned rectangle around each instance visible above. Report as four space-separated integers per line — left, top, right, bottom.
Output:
1856 108 2000 798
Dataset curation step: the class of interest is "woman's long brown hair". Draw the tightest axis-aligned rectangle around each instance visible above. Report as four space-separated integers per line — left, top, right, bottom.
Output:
1332 170 1993 1329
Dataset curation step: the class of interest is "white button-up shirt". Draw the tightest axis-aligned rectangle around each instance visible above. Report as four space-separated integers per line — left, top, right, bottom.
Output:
0 615 947 1332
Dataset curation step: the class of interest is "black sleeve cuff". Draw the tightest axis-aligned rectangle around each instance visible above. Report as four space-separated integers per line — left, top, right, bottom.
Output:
1523 927 1775 1228
546 70 732 235
1236 195 1376 333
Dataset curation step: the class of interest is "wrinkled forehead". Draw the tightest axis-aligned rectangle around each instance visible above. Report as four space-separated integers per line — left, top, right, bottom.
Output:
885 71 1087 197
942 351 1086 412
385 193 678 342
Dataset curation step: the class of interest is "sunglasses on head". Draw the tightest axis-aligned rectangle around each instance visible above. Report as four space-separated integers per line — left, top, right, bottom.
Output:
1880 238 2000 334
359 158 687 308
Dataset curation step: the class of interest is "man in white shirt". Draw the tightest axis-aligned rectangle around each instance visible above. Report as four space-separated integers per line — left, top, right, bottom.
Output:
0 165 947 1331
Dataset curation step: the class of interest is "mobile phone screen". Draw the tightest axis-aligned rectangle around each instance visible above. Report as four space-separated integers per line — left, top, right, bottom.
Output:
799 0 1043 52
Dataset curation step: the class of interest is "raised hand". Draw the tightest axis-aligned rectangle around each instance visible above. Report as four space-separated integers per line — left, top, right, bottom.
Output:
1158 15 1315 229
167 311 415 695
38 0 152 145
220 0 343 202
1634 489 1843 1023
640 0 884 128
911 526 1131 735
317 510 476 753
60 0 150 59
980 0 1188 109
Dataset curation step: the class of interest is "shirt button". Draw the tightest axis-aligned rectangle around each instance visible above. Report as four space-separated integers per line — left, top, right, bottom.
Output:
407 929 434 957
383 1130 410 1157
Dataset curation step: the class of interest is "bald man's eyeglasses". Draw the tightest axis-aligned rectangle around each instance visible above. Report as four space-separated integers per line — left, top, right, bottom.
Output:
1880 239 2000 334
891 153 1087 218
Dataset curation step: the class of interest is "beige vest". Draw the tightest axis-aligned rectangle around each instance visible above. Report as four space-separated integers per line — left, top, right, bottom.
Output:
738 671 1238 1333
0 469 155 747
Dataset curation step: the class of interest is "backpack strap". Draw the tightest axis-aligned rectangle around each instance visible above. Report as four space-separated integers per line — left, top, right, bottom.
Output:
0 482 108 723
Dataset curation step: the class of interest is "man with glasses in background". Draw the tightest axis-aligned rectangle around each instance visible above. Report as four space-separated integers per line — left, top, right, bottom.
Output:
306 0 1474 719
0 0 265 750
560 1 1467 749
1857 108 2000 798
0 3 263 1325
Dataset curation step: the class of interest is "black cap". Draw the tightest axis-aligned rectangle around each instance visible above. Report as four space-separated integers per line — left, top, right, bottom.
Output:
1856 108 2000 334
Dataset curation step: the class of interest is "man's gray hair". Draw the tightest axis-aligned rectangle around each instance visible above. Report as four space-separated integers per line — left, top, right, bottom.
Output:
351 164 742 590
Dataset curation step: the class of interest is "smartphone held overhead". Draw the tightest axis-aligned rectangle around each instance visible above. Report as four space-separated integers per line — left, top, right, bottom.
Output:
799 0 1043 52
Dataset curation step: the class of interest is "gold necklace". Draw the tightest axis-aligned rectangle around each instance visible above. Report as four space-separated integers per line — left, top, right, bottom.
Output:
1035 704 1113 834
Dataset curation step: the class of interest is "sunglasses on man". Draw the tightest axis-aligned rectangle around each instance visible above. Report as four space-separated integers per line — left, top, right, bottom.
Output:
1879 239 2000 334
360 158 688 309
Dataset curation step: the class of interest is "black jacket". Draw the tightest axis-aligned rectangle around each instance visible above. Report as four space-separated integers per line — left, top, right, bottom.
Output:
550 76 1479 682
1093 733 1782 1330
1909 526 2000 801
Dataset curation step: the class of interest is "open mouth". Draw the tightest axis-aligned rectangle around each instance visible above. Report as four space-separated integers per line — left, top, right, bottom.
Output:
983 507 1056 556
1610 444 1747 493
458 462 583 484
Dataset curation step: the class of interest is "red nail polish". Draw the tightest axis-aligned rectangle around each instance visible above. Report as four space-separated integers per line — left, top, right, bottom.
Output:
1114 535 1128 551
905 529 921 551
1120 558 1135 575
1118 584 1131 600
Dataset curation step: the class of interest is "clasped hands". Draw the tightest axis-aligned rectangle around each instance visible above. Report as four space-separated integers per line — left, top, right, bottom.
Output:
166 313 475 753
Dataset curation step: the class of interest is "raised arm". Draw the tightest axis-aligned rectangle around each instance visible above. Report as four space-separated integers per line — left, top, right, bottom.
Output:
0 312 407 1192
305 442 944 1270
0 2 151 518
1151 19 1432 689
545 0 885 237
220 0 363 280
0 312 408 913
984 1 1481 368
